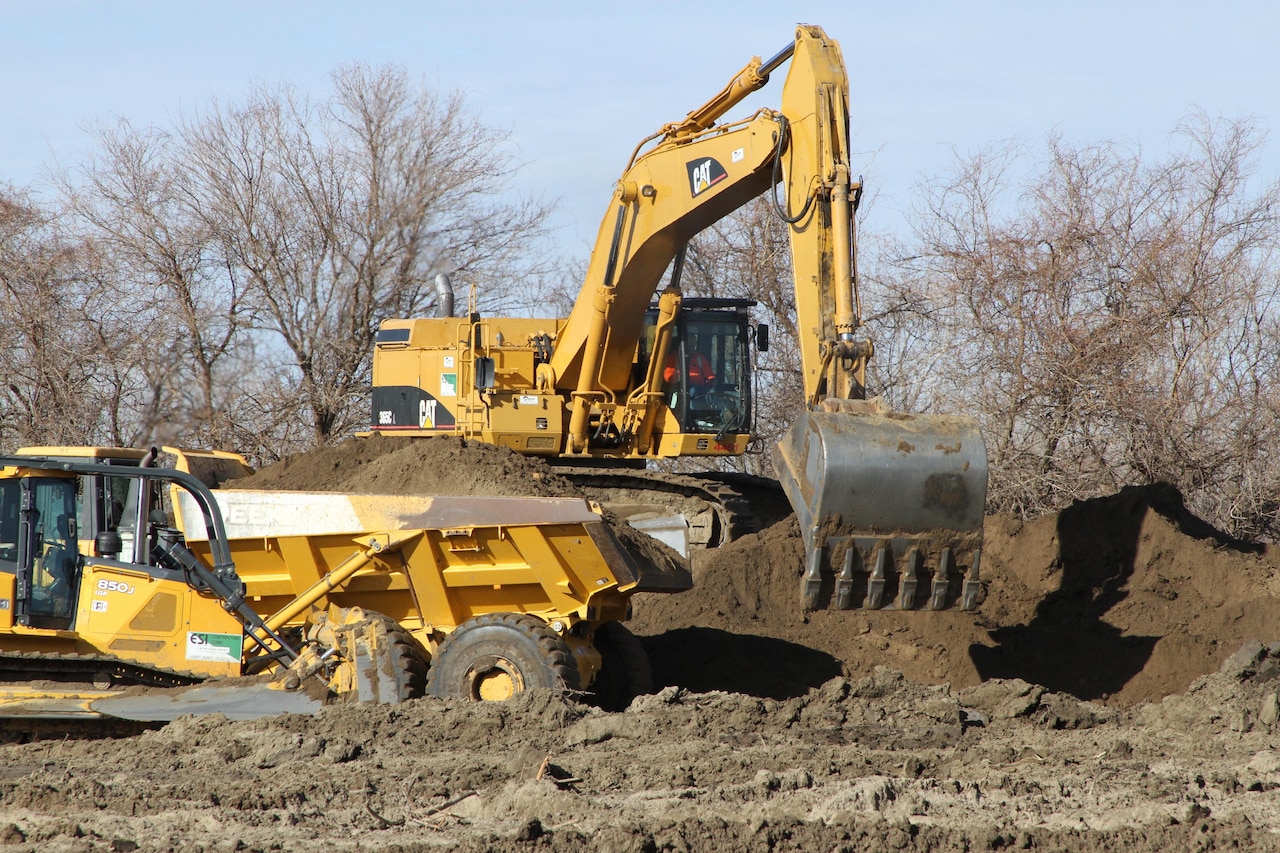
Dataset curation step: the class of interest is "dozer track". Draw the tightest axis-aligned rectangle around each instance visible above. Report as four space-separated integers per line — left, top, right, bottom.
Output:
0 652 207 741
0 651 206 688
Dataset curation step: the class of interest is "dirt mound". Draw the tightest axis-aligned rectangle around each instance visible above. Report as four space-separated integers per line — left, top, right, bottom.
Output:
632 483 1280 707
229 435 579 498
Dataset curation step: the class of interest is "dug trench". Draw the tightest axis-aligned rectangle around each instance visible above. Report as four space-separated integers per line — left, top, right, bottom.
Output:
3 435 1279 852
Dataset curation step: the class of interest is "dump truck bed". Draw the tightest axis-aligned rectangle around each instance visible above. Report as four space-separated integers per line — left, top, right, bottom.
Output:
174 489 690 637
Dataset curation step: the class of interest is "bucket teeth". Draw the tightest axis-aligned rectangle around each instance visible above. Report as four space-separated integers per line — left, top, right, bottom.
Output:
960 550 982 611
802 545 824 611
865 547 888 610
930 548 952 610
835 548 856 610
797 537 978 611
896 548 920 610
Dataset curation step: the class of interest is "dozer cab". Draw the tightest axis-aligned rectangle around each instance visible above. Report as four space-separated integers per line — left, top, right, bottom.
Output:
368 24 987 611
0 448 689 726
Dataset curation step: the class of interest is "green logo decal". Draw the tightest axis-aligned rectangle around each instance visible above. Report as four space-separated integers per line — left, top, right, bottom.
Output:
186 632 244 663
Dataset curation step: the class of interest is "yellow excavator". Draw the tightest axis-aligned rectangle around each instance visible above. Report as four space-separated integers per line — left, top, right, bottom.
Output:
368 25 986 612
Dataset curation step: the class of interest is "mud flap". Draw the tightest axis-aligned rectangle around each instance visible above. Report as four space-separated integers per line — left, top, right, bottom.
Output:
772 402 987 611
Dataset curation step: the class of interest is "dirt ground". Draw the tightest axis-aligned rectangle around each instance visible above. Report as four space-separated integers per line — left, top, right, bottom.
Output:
4 435 1280 852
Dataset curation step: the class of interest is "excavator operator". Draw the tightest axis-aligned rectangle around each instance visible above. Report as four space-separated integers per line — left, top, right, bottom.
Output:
664 347 715 391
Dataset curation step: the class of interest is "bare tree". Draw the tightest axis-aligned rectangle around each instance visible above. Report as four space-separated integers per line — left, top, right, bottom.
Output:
58 122 253 451
887 113 1280 537
0 186 145 449
58 63 555 454
175 63 554 444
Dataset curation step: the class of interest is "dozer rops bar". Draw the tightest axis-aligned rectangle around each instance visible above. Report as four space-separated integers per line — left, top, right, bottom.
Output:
0 454 428 722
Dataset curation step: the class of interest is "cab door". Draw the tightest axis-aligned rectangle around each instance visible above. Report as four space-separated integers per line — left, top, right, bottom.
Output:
10 476 80 631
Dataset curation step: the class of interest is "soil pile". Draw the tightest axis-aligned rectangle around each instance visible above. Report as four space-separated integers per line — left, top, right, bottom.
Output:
632 484 1280 708
230 435 579 498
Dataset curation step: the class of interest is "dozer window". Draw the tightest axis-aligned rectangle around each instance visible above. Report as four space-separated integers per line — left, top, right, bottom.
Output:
18 478 79 628
0 479 18 572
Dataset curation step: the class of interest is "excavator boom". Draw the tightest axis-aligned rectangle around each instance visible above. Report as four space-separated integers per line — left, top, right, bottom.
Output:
554 24 988 609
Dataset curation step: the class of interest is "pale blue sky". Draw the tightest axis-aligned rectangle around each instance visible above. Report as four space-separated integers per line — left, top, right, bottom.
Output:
3 1 1276 258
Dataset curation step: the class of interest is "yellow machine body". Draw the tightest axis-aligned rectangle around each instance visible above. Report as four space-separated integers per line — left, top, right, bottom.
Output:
0 448 688 722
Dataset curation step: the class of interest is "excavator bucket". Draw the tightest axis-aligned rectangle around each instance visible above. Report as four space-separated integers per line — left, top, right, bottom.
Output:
773 403 987 611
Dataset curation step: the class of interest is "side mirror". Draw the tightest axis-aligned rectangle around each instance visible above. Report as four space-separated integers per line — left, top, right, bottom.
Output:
755 324 769 353
474 356 496 391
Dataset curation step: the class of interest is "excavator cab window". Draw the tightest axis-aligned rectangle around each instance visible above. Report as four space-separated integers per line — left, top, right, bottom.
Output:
681 320 749 435
642 300 755 437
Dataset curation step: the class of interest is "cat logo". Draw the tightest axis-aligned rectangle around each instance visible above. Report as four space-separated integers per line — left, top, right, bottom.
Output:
419 398 438 429
687 157 727 197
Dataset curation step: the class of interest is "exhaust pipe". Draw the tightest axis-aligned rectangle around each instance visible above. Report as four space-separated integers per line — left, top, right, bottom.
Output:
435 273 454 319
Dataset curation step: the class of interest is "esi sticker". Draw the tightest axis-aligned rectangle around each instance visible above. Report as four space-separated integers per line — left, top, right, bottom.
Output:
186 632 244 664
91 600 108 613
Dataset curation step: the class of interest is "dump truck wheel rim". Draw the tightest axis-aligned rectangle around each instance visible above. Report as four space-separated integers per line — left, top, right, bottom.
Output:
465 655 526 701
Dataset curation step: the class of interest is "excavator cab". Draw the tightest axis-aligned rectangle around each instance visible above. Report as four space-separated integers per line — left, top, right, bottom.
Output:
642 298 757 439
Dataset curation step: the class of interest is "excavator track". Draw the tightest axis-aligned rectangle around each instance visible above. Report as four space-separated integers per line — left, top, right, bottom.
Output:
558 466 790 552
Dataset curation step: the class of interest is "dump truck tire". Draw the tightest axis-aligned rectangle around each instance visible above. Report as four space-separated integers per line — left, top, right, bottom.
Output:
591 621 653 711
370 615 429 702
330 611 429 703
425 613 580 701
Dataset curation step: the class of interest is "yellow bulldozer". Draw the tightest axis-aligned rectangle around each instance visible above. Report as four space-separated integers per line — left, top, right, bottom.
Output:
367 24 987 611
0 446 687 725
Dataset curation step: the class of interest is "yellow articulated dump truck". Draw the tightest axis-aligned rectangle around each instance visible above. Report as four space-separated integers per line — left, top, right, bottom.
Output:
0 447 687 727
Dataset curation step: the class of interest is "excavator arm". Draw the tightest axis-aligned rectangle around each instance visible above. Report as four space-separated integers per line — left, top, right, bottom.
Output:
550 26 871 449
